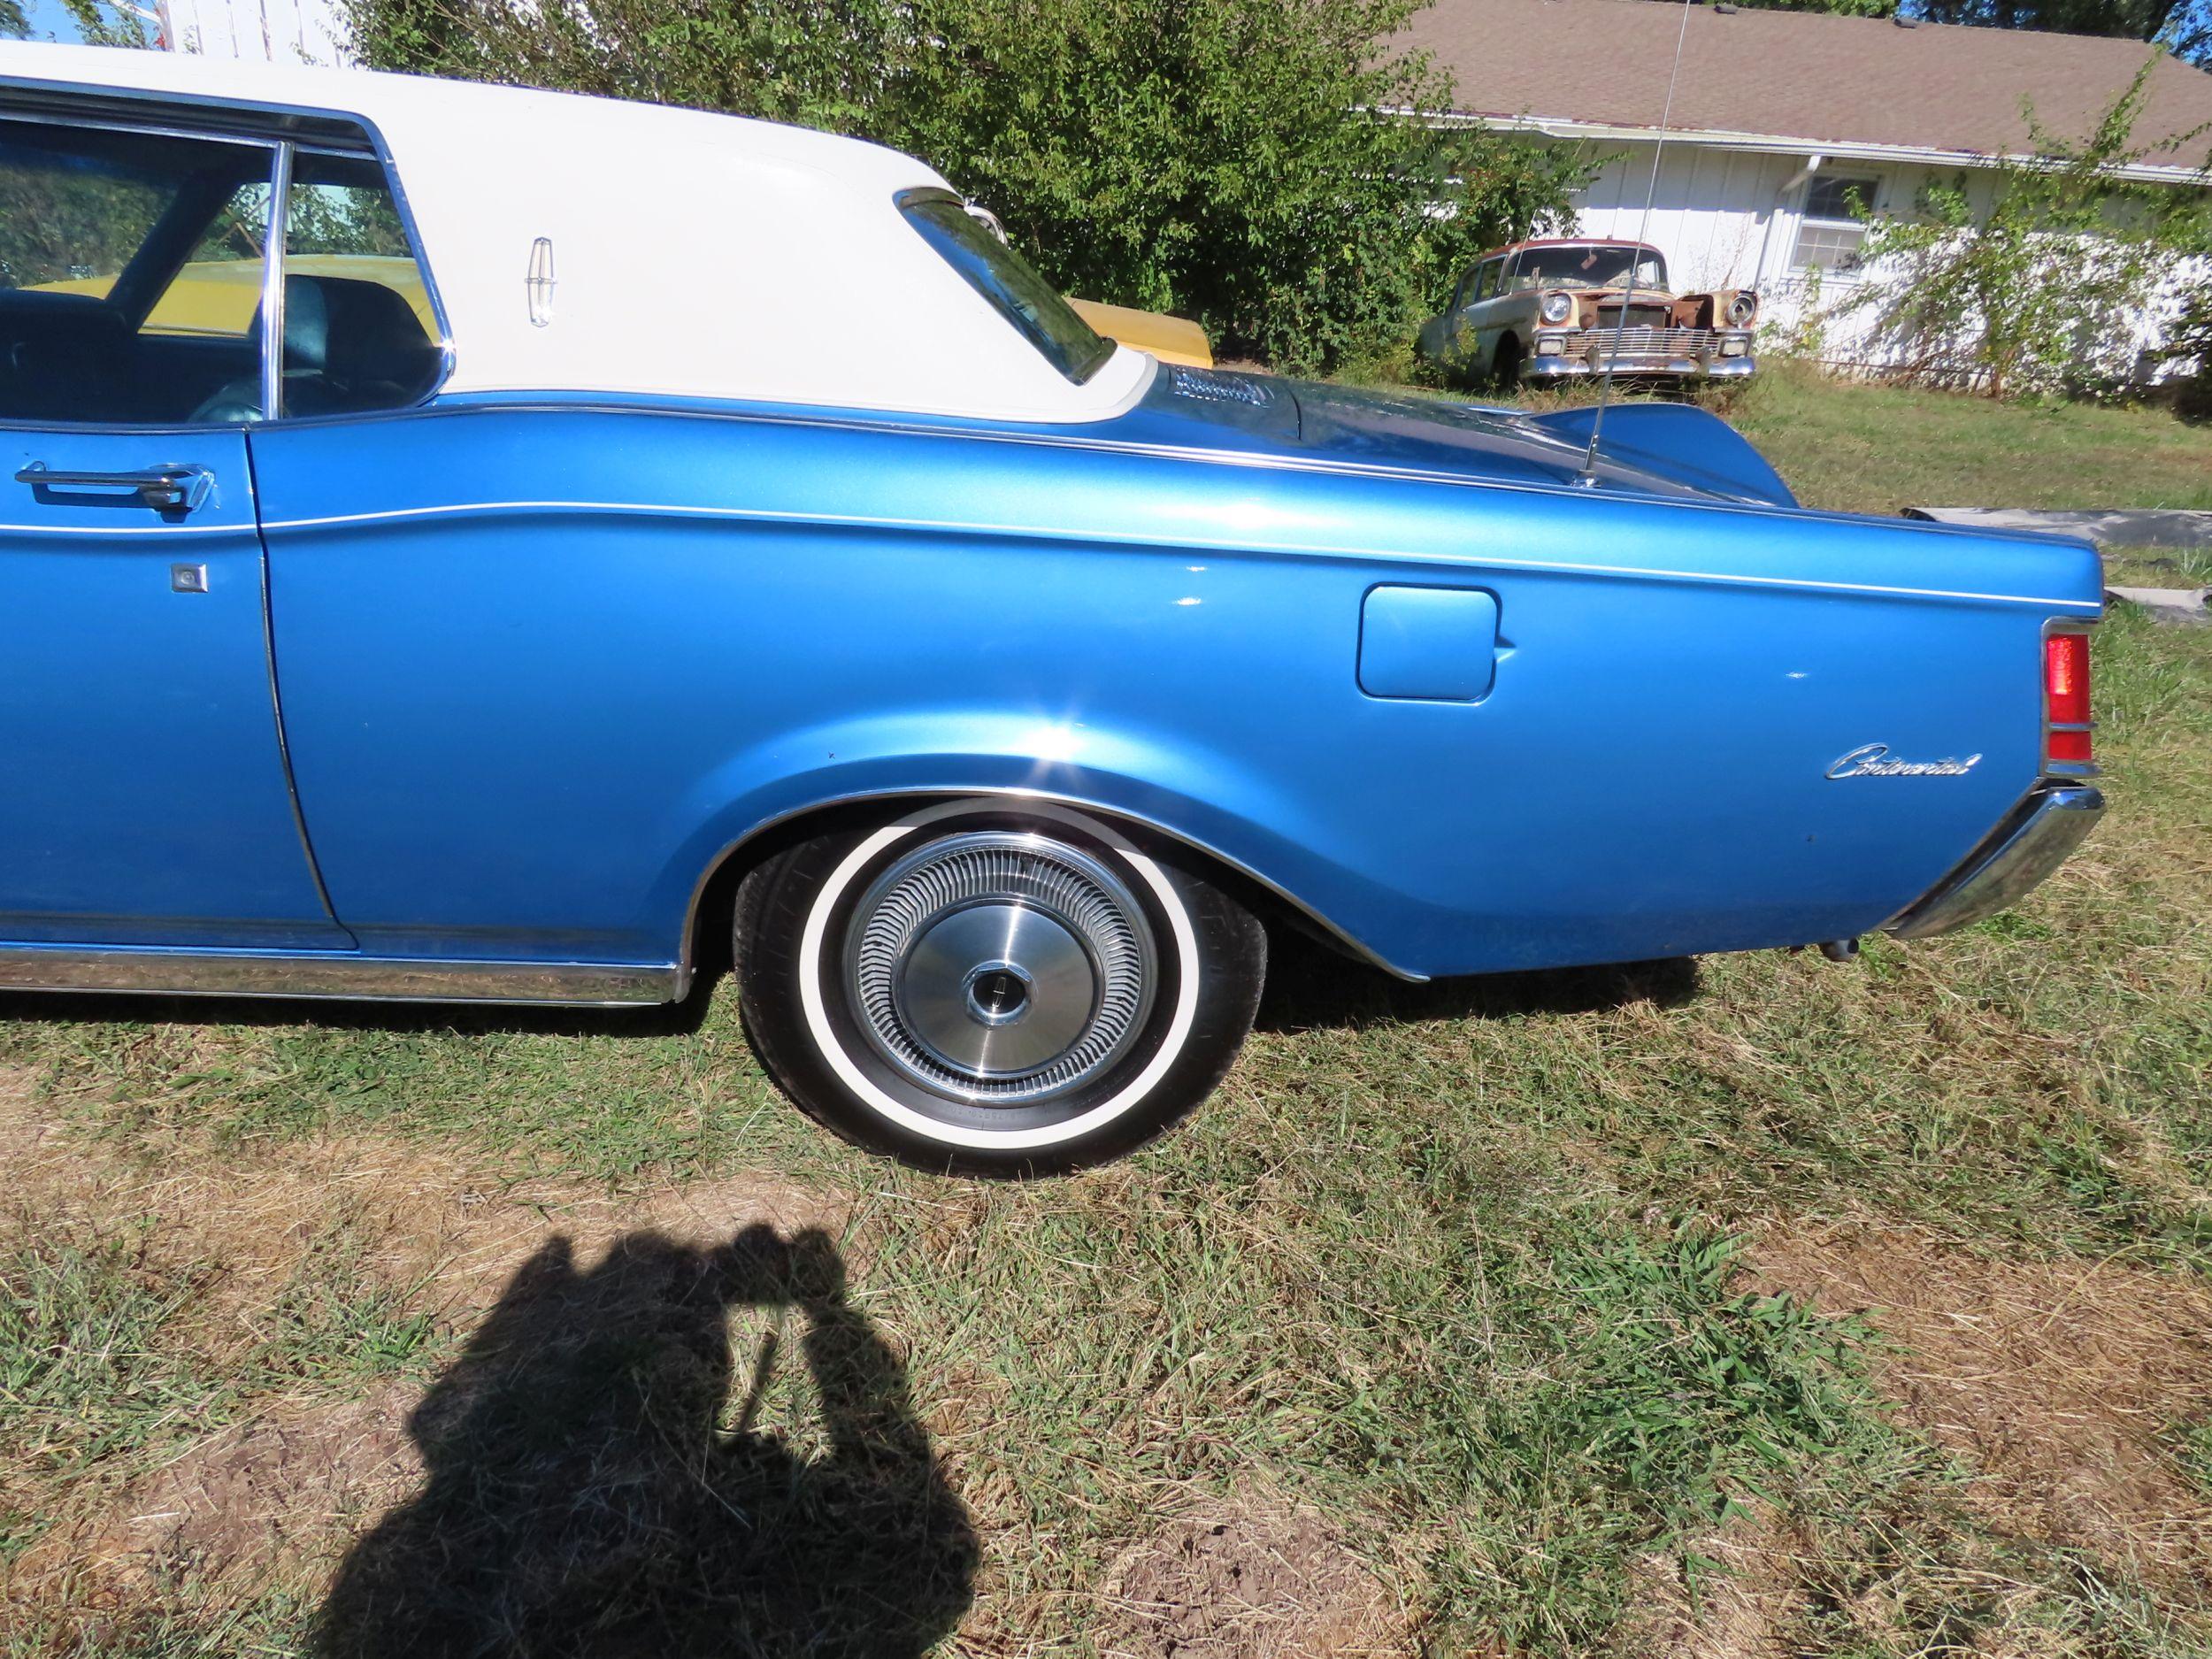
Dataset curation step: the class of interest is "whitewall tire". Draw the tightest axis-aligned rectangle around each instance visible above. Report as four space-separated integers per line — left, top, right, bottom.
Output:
734 799 1266 1174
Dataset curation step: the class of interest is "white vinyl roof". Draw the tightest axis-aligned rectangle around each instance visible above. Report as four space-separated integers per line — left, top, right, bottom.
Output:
0 44 1156 423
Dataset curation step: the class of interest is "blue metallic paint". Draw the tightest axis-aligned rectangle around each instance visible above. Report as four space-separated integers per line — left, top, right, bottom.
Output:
190 370 2101 984
0 428 349 949
1358 586 1502 702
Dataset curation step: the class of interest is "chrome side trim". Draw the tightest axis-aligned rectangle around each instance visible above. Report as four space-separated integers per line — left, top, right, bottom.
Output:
680 785 1432 983
0 948 681 1006
0 519 243 538
254 495 2100 613
1883 783 2105 940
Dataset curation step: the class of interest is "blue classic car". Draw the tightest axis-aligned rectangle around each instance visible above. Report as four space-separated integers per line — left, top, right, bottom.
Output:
0 47 2103 1172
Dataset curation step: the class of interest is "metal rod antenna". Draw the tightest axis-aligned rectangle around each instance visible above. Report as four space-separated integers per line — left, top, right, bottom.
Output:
1577 0 1696 487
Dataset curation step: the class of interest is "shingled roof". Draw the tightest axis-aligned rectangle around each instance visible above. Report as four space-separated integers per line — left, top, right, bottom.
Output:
1399 0 2212 173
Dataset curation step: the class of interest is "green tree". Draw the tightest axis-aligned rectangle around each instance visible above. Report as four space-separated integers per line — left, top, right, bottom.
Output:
1907 0 2211 65
1 0 30 38
1689 0 1899 15
343 0 1586 373
1909 0 2177 35
57 0 151 45
1838 65 2212 397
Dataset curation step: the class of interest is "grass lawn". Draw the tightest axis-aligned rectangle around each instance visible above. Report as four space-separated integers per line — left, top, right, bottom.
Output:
1718 366 2212 518
4 374 2211 1657
1391 357 2212 518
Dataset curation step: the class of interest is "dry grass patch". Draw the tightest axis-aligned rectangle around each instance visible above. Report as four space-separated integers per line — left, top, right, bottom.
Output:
0 1064 857 1640
1617 1510 1812 1659
1755 1217 2212 1589
0 1063 837 1337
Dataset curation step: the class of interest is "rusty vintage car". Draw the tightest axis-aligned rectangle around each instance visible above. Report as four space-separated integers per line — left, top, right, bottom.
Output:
1417 238 1758 387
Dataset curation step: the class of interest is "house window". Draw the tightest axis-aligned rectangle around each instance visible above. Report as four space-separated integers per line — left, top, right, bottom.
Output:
1792 174 1878 273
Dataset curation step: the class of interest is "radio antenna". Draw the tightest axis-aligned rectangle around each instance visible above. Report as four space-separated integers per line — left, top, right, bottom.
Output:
1577 0 1697 487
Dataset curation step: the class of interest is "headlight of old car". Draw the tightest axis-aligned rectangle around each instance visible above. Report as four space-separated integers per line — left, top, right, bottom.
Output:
1540 290 1573 325
1726 292 1758 326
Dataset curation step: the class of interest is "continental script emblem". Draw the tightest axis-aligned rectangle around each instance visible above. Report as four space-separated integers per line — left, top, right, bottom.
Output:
1826 744 1981 780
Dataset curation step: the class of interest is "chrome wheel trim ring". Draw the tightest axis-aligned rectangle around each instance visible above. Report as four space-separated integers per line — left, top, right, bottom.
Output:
843 830 1157 1104
796 801 1202 1152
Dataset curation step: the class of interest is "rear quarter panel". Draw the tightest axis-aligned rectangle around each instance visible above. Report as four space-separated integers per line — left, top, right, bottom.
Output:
251 400 2098 978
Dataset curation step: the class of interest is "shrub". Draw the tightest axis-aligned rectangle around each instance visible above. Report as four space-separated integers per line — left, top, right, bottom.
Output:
1835 62 2212 400
342 0 1587 373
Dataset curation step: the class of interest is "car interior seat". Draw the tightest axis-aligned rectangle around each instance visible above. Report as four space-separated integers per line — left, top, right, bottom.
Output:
191 274 438 423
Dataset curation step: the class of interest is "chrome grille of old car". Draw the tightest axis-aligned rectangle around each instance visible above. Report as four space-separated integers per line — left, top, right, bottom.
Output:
1560 326 1721 360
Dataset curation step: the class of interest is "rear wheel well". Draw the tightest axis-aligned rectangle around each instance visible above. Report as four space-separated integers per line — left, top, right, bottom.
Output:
680 793 1365 988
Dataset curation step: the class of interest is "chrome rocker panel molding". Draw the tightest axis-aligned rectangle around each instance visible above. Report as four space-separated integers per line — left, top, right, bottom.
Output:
1883 782 2105 941
0 790 1414 1015
0 948 680 1006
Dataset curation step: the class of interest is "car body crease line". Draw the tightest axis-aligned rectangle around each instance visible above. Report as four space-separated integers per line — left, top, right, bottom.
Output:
251 496 2101 610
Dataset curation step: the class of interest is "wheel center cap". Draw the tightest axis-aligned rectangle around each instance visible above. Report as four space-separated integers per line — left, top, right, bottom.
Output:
895 901 1099 1079
964 960 1033 1025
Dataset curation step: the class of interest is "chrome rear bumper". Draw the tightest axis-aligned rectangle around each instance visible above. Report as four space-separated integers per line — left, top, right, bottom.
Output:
1883 782 2105 940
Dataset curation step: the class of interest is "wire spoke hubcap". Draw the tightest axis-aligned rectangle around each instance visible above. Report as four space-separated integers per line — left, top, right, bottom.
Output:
845 832 1156 1104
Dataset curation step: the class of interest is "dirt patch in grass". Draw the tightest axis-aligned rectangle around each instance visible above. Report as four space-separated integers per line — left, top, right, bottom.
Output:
48 1383 419 1599
1755 1217 2212 1586
1101 1492 1408 1658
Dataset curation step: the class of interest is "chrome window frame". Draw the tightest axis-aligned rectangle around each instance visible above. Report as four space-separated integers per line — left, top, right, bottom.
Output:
894 186 1114 387
0 81 455 432
258 136 294 420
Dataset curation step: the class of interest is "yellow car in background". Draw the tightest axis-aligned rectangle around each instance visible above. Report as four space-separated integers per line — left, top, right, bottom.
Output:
34 253 438 337
956 201 1212 369
41 258 1212 368
1065 297 1213 368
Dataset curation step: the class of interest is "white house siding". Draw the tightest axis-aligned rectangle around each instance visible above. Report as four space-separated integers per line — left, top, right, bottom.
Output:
1570 143 1793 291
160 0 348 63
1563 140 1905 365
1549 136 2199 377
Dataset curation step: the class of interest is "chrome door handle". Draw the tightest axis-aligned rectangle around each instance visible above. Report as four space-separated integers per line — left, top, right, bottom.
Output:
14 463 215 512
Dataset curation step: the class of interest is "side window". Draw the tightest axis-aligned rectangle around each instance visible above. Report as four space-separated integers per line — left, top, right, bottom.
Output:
1464 260 1500 308
898 191 1112 384
0 119 441 426
1793 175 1878 273
0 118 273 424
142 180 274 338
269 150 442 418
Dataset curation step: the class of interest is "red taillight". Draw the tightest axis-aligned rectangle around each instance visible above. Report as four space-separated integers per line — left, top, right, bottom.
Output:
2045 631 2093 765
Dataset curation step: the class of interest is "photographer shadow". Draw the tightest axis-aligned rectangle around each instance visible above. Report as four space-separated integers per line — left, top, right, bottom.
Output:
317 1225 975 1658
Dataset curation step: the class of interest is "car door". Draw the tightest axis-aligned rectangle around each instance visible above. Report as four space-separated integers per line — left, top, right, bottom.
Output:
1463 254 1517 370
0 113 349 949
